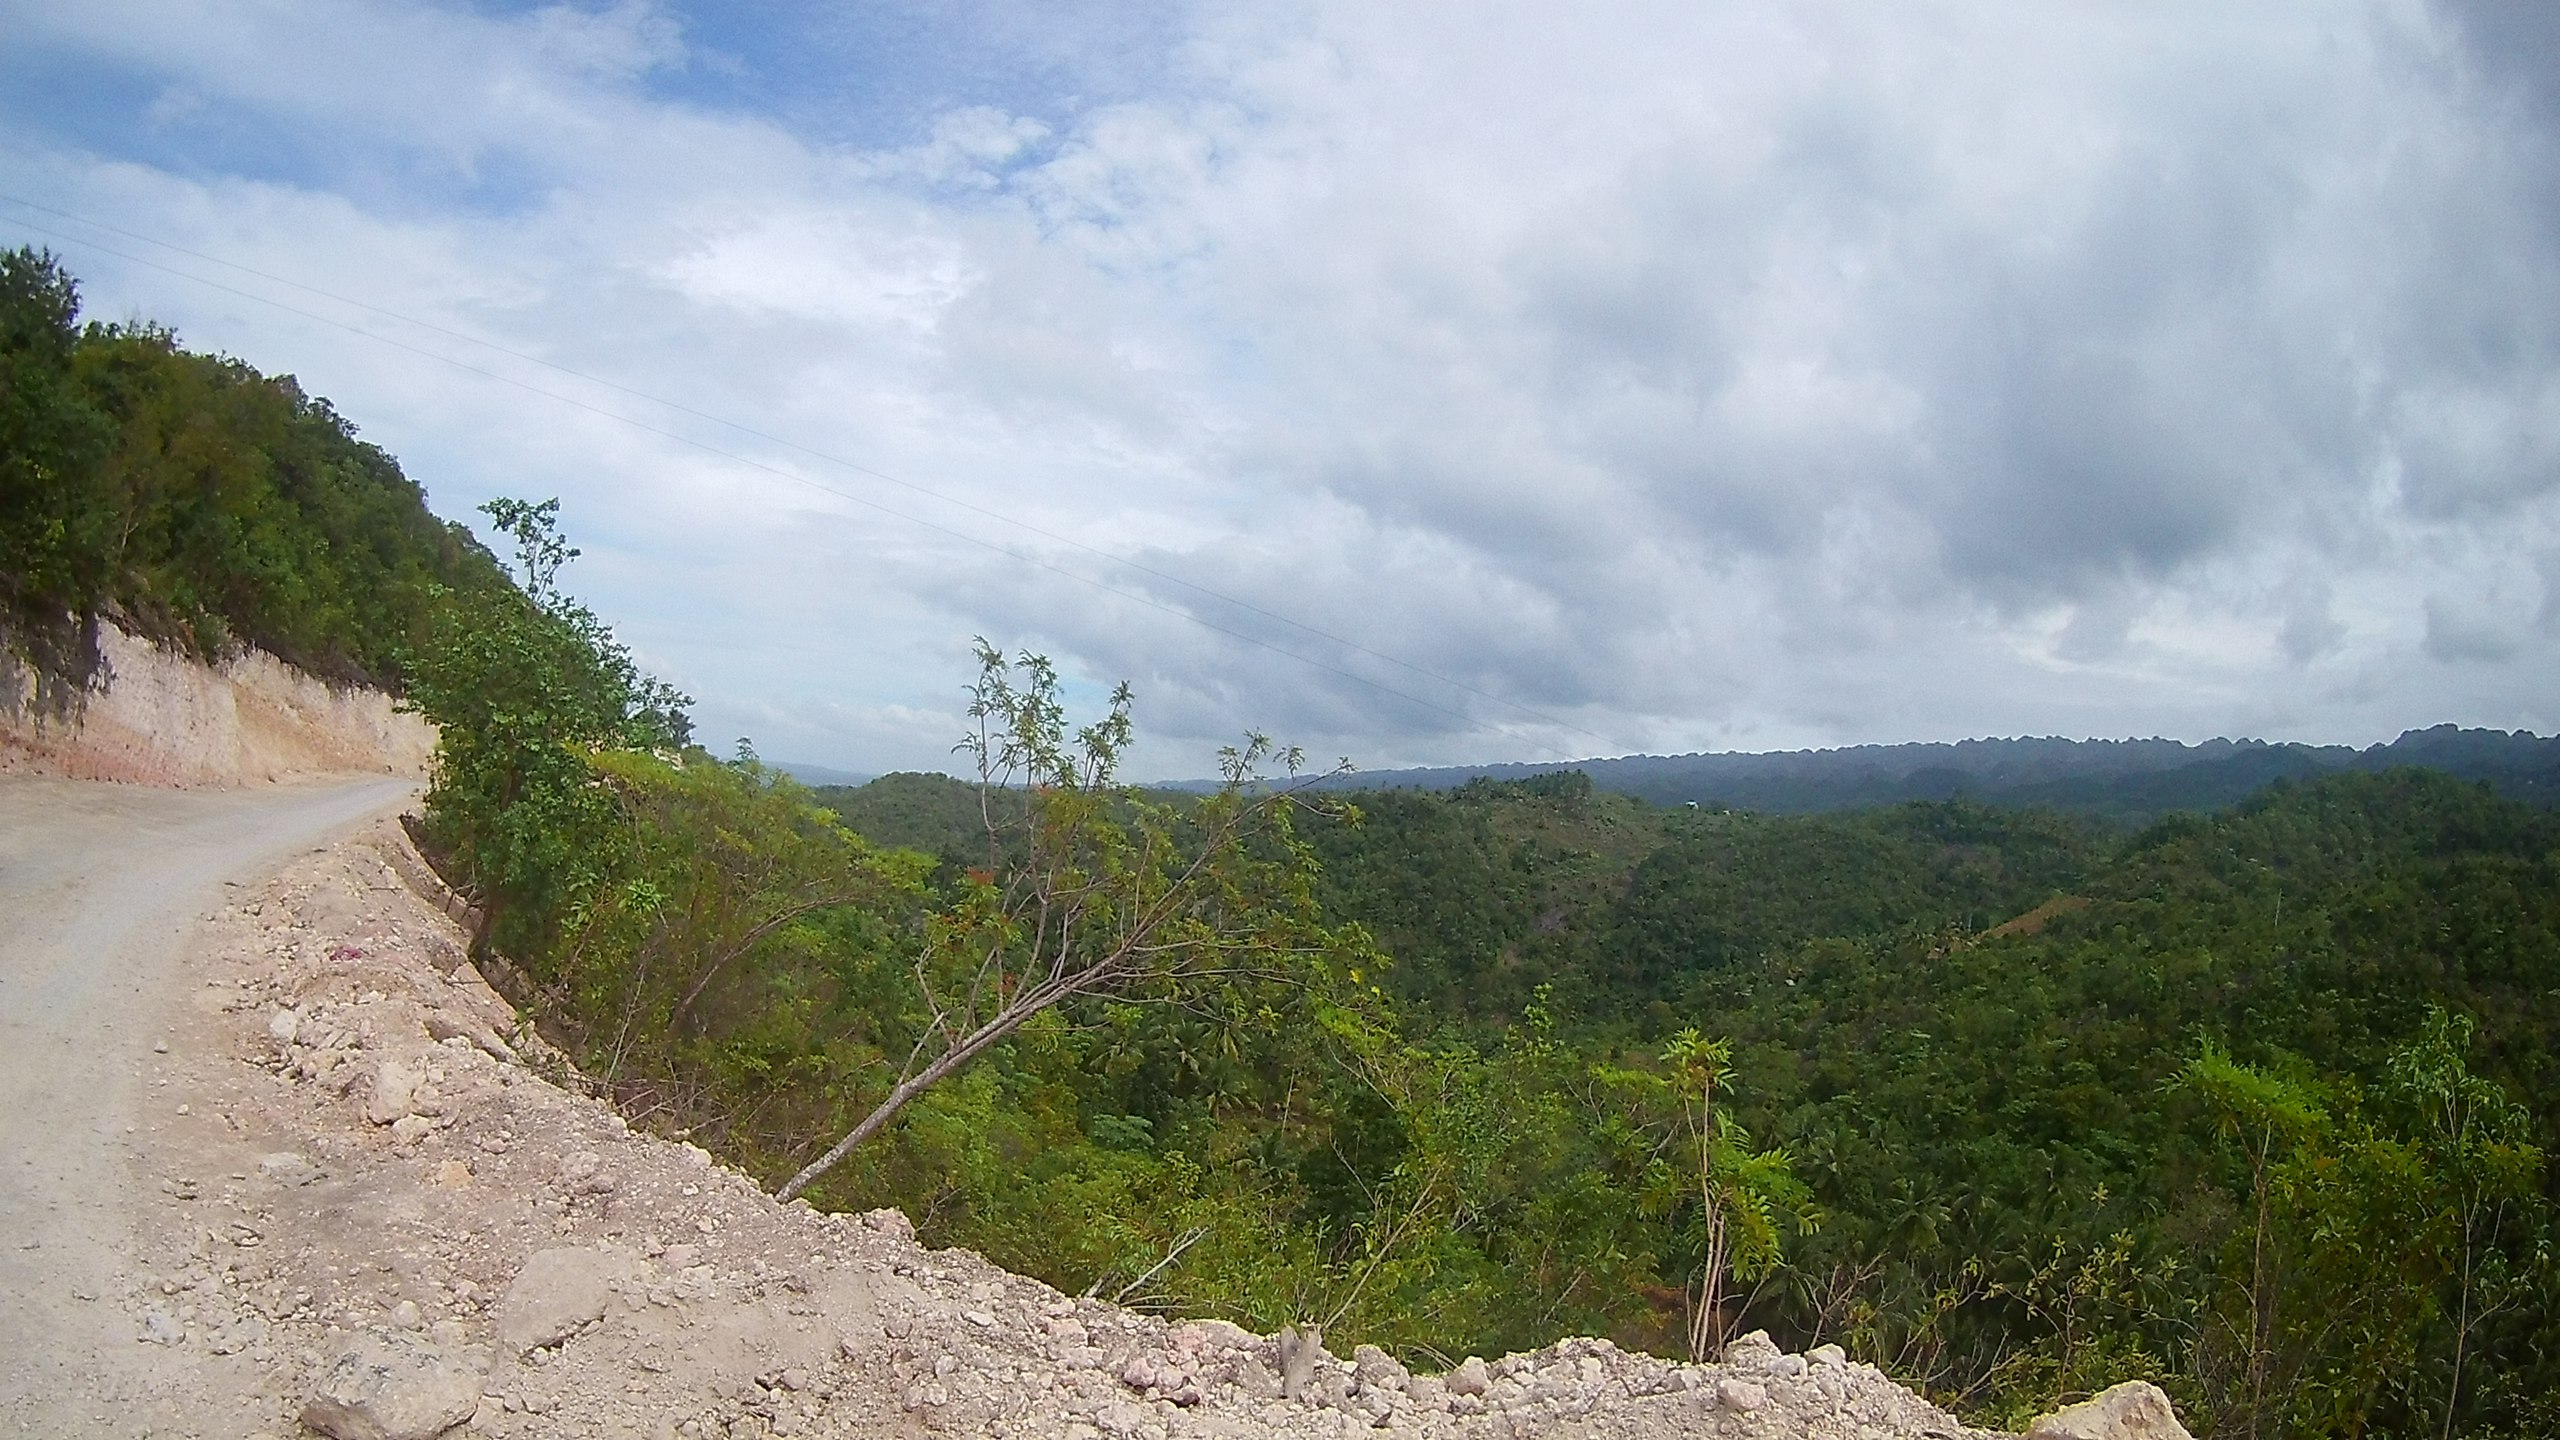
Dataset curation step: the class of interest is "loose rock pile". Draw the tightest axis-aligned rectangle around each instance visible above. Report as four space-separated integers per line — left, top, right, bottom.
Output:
117 813 2187 1440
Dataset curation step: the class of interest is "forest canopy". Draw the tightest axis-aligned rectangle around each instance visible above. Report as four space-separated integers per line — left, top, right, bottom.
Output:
805 765 2560 1437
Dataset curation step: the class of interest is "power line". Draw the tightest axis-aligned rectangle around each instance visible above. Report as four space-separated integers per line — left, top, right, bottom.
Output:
0 193 1617 756
0 200 1609 758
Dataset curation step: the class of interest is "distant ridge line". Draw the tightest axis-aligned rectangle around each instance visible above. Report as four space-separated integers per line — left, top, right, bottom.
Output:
1183 725 2560 821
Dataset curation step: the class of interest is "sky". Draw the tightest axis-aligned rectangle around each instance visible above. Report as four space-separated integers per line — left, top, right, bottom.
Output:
4 0 2557 779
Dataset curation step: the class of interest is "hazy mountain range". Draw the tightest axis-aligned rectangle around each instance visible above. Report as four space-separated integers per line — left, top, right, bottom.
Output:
1255 725 2560 824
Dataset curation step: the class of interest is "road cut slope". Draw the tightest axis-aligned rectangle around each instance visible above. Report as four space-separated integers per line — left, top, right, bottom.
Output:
0 623 432 788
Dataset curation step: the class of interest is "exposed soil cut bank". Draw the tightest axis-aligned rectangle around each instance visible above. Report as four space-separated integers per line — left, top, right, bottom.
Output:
0 622 432 787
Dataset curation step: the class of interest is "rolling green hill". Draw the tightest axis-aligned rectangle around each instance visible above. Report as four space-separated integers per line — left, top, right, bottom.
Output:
1287 727 2560 824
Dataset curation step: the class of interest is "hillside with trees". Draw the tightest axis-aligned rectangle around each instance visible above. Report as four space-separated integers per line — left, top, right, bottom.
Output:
804 766 2560 1435
1308 729 2560 822
0 247 507 712
361 501 2560 1438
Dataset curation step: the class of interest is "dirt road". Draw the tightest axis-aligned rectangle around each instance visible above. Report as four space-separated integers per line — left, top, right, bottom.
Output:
0 776 414 1436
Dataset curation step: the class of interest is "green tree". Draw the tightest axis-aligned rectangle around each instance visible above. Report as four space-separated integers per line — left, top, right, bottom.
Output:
2174 1035 2518 1440
2385 1008 2547 1440
777 642 1349 1201
403 498 690 957
0 248 117 707
1653 1028 1812 1359
2178 1041 2336 1440
3 248 507 702
561 748 930 1101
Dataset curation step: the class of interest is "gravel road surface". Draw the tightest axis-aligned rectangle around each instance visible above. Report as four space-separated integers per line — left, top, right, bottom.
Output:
0 776 413 1436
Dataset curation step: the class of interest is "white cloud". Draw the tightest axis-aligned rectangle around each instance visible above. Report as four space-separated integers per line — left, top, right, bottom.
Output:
3 0 2555 775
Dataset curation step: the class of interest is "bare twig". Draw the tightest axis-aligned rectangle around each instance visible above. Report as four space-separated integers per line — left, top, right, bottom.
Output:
1113 1227 1211 1305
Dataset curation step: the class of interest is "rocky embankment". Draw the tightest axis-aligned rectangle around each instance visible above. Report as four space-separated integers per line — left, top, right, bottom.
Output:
102 812 2186 1440
0 621 431 786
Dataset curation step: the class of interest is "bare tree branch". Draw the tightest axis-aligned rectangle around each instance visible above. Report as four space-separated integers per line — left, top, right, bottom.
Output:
776 642 1349 1204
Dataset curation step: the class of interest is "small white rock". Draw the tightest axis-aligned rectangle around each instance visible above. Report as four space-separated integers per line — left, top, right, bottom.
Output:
2026 1380 2198 1440
258 1152 323 1187
1722 1330 1783 1369
493 1248 616 1354
365 1060 422 1125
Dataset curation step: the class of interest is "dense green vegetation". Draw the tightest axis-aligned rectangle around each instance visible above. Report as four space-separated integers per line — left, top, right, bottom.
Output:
1328 727 2560 824
807 767 2559 1435
406 514 2559 1436
18 254 2552 1438
0 248 503 707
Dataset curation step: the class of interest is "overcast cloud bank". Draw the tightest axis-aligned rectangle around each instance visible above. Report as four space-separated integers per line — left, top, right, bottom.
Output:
3 0 2554 776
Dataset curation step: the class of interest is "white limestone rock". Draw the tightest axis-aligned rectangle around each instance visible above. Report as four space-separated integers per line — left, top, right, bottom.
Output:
494 1246 619 1354
2027 1381 2196 1440
1723 1330 1784 1369
364 1059 421 1125
298 1333 484 1440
